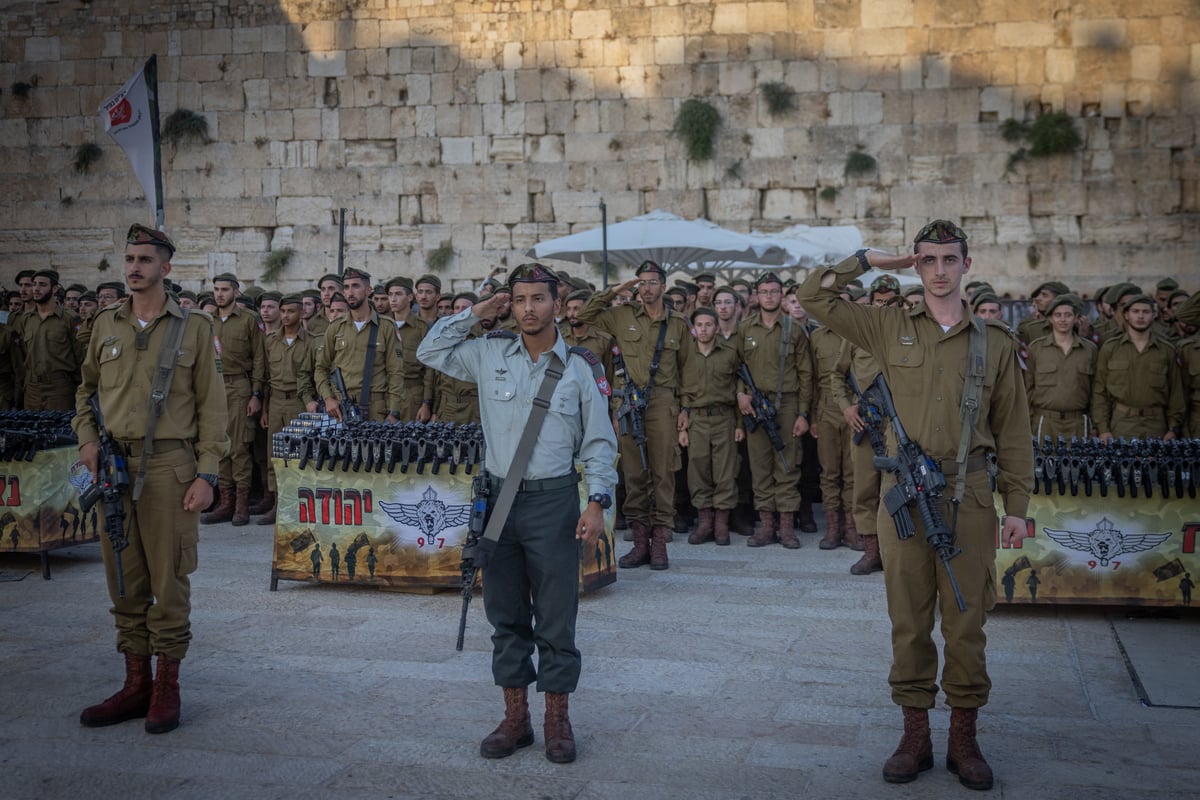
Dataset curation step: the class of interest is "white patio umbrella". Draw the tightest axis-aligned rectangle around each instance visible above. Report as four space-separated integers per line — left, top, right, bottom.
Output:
525 209 791 274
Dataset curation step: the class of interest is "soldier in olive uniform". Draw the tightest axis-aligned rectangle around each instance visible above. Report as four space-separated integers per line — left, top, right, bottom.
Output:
14 269 82 411
200 273 266 527
560 290 615 383
1016 281 1069 345
314 267 404 423
1091 294 1185 441
386 276 434 422
799 220 1033 791
578 260 690 571
432 293 484 424
308 273 343 337
74 224 230 735
415 274 442 327
809 321 857 550
1025 294 1097 440
256 294 320 524
735 272 815 549
679 307 742 545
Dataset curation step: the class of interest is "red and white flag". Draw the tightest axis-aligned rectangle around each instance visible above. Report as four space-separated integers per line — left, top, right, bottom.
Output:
98 55 163 225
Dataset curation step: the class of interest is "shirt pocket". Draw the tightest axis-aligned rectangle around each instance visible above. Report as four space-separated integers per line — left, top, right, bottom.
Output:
550 379 581 417
1107 357 1130 393
1145 359 1169 392
1034 358 1058 386
885 345 925 396
97 342 123 390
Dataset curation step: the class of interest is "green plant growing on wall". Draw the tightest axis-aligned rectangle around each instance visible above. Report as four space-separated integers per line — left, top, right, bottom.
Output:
426 240 454 272
759 81 795 117
10 81 33 98
819 186 839 201
98 256 110 272
162 109 210 148
73 142 103 174
844 148 877 178
262 247 295 283
1001 110 1082 171
672 99 721 161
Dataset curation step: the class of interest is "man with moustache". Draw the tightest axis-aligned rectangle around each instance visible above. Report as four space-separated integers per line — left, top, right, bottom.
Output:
386 276 433 422
74 224 229 735
15 269 82 411
309 273 343 337
415 274 442 326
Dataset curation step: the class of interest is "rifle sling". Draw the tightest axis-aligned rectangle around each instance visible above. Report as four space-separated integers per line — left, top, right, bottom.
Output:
133 309 189 502
953 317 988 508
642 315 670 396
358 317 380 415
775 315 792 410
481 351 567 544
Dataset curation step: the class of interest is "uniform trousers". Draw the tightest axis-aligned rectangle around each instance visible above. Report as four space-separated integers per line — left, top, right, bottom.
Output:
815 405 854 514
876 468 996 709
265 395 306 492
483 482 582 693
686 405 738 510
219 377 255 486
400 378 425 421
851 435 881 536
1030 407 1089 441
745 396 800 512
619 388 680 528
24 376 77 411
101 442 199 660
1109 405 1167 439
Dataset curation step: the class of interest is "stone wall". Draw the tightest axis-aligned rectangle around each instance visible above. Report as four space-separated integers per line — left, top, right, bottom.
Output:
0 0 1196 297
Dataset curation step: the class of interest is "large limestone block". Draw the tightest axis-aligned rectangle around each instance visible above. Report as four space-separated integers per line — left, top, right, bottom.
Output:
277 196 332 226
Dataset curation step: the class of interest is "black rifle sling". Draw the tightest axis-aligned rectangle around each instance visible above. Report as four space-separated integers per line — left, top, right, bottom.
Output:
775 315 792 410
133 309 190 502
643 315 670 396
357 317 381 416
482 351 567 544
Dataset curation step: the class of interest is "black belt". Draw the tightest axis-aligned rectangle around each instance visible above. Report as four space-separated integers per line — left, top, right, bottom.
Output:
938 454 988 475
486 471 580 494
120 439 188 457
692 405 735 416
29 371 73 385
223 374 250 384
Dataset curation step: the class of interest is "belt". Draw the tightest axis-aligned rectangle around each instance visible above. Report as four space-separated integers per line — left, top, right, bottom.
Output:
29 371 73 385
223 374 251 384
938 454 988 475
692 405 735 416
1031 408 1082 420
486 471 581 494
1114 402 1163 418
120 439 188 457
276 390 298 400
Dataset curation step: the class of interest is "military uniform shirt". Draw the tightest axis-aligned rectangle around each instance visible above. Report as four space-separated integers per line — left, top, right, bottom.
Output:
735 312 815 417
1016 316 1050 346
810 325 849 418
314 311 405 412
577 289 690 391
214 304 266 392
1090 332 1185 434
1179 335 1200 436
1024 334 1097 412
264 327 319 403
679 338 740 410
417 307 618 498
16 304 82 382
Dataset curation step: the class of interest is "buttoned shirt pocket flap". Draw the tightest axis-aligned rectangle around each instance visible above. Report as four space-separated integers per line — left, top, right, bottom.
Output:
174 348 196 369
97 341 123 387
489 384 516 402
1034 358 1058 385
550 380 581 415
334 334 348 351
885 345 924 394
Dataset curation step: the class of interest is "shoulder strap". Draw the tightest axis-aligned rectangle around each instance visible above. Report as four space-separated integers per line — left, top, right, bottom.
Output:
775 315 792 409
133 310 190 502
568 345 611 398
358 319 381 415
953 316 988 505
481 352 567 543
643 317 670 395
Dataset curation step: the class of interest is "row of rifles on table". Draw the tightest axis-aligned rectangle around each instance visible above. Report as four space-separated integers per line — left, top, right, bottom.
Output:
273 413 485 475
1032 436 1200 499
0 410 77 461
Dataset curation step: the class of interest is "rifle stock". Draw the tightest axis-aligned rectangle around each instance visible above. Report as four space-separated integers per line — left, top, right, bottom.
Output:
79 394 131 599
736 363 791 473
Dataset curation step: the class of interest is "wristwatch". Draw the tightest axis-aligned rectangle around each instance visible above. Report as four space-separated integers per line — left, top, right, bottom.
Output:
196 473 218 488
587 493 612 509
251 390 264 399
855 248 871 271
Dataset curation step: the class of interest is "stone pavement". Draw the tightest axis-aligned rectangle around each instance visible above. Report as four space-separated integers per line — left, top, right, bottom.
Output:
2 513 1197 800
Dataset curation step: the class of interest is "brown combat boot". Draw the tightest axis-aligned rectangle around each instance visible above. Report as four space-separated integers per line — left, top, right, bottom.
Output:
797 498 818 532
947 707 994 790
544 691 577 763
248 490 275 516
882 706 934 783
80 652 153 727
844 509 863 551
688 508 715 544
819 509 843 550
480 686 534 758
231 485 252 527
777 513 801 549
618 521 652 569
254 495 277 526
713 509 732 546
747 511 776 547
850 534 883 575
145 654 182 734
200 483 235 524
650 525 670 570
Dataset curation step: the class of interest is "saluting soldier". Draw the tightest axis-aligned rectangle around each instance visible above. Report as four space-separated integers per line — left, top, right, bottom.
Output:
200 273 266 527
799 220 1033 792
678 307 742 545
386 276 433 422
431 293 484 424
73 224 229 735
809 320 857 550
1091 294 1185 441
14 269 82 411
560 289 614 377
256 294 320 524
314 267 404 423
1025 294 1097 440
735 272 815 550
578 260 690 571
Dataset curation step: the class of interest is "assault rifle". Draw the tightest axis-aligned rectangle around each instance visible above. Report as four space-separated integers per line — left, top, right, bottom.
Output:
857 373 967 613
78 394 132 599
456 472 491 651
329 367 362 422
737 363 791 473
614 381 648 471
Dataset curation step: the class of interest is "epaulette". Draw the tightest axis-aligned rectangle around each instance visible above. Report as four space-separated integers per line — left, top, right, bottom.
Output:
188 308 214 323
486 329 518 340
984 318 1027 369
568 345 611 397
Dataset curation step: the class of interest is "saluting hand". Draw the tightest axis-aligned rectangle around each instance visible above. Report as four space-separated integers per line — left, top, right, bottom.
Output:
866 251 920 272
470 293 505 321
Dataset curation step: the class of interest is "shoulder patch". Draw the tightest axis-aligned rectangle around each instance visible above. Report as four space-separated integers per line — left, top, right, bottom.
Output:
486 329 518 340
568 345 611 397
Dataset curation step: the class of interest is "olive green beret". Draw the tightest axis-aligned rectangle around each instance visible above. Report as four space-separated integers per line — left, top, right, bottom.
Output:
1046 293 1083 315
212 272 240 288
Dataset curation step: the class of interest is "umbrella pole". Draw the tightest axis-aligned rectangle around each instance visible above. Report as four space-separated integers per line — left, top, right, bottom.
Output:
600 199 609 289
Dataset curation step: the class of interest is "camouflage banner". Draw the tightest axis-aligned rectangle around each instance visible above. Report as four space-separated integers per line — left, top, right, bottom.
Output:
994 492 1200 607
270 459 617 594
0 446 103 554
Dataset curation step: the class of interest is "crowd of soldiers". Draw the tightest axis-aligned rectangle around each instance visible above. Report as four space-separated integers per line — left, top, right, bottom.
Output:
3 263 1198 569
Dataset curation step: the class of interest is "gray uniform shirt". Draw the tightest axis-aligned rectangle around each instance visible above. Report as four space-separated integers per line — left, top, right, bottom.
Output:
417 307 618 498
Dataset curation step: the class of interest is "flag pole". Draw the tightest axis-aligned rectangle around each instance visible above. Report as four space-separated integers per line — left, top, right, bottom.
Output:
144 55 165 230
600 199 608 289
